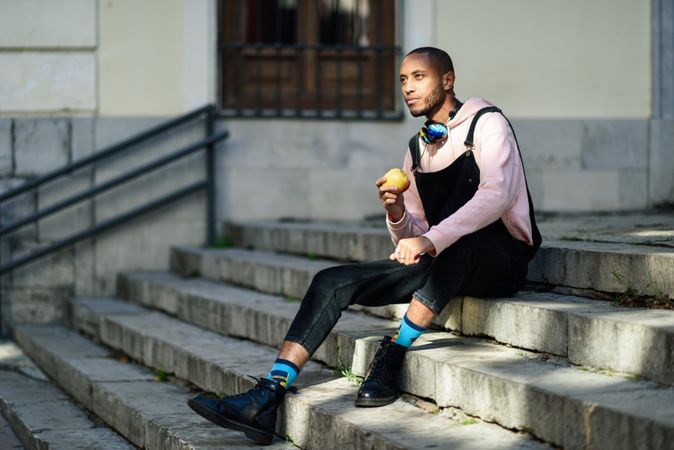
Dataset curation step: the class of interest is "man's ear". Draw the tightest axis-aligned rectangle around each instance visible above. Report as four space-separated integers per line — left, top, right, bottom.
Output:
443 71 455 90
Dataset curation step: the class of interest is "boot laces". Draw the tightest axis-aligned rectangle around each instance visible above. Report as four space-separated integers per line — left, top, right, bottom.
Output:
226 387 261 402
247 374 297 394
365 343 392 381
216 376 264 402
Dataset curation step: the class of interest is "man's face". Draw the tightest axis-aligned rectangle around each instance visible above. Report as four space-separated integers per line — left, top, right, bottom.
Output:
399 53 449 118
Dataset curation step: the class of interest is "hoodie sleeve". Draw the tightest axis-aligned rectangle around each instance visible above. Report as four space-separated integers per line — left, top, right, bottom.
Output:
421 113 521 254
386 149 430 245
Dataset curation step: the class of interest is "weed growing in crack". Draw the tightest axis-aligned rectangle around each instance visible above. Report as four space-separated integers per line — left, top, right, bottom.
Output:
334 367 362 385
213 234 233 248
153 369 168 382
611 272 638 305
611 271 672 309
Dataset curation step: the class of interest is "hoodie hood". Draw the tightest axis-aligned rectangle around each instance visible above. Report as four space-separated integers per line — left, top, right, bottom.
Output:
449 97 493 128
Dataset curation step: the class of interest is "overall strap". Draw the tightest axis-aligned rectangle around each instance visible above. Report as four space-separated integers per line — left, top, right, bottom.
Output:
464 106 502 148
499 113 543 254
409 134 421 171
462 105 542 256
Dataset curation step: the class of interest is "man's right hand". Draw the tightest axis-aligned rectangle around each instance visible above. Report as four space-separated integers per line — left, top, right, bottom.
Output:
376 176 408 222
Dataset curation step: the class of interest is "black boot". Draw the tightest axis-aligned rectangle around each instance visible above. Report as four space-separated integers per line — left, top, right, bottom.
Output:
187 377 285 445
355 336 407 407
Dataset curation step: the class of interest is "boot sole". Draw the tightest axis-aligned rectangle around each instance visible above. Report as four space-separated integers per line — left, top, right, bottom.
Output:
187 398 274 445
354 395 397 407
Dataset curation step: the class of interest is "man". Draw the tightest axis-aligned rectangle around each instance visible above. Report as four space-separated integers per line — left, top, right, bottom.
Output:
188 47 541 445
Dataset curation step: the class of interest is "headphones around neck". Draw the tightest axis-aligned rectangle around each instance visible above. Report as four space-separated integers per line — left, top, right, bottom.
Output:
419 99 463 144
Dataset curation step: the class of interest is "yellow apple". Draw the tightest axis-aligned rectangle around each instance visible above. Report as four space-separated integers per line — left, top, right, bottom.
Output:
383 168 410 191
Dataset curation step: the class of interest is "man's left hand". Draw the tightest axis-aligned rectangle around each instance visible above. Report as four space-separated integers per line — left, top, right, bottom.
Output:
390 236 435 265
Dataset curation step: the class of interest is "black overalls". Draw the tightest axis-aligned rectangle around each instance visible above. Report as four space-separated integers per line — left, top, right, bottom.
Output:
285 107 541 356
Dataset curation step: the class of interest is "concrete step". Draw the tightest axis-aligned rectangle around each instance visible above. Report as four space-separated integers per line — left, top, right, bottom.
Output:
0 412 23 450
62 299 550 450
114 273 674 450
225 221 674 299
116 273 396 371
0 340 133 450
167 247 674 385
12 325 295 450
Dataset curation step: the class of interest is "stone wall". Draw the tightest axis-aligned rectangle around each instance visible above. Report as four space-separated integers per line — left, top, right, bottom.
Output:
651 0 674 205
216 116 673 222
0 0 96 114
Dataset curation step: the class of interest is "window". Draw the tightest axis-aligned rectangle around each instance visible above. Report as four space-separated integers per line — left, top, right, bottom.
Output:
219 0 400 119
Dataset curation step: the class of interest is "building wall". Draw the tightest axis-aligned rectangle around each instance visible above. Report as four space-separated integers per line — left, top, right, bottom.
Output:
0 0 210 332
651 0 674 204
435 0 651 119
0 0 669 219
0 0 97 114
0 0 671 331
216 0 666 220
6 0 645 120
98 0 215 115
0 0 655 119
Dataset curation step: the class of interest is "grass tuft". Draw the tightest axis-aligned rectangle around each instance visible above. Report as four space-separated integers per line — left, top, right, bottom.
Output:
213 234 233 248
611 271 672 309
334 367 362 385
153 369 168 382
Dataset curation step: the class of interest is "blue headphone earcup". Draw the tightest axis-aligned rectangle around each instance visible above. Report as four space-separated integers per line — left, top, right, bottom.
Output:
420 121 447 144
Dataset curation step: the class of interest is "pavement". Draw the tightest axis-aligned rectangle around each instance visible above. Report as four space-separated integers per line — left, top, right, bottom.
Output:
535 210 674 247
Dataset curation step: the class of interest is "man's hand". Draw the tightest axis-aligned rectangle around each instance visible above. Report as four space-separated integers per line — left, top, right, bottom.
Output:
376 175 408 222
390 236 435 265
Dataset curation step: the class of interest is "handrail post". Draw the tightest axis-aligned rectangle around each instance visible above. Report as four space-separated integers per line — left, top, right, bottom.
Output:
205 104 217 246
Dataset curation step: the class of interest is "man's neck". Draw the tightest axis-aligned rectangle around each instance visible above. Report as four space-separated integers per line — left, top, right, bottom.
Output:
427 95 457 123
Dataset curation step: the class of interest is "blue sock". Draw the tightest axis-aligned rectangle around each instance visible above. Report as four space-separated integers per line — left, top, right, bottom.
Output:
391 314 426 347
265 358 300 388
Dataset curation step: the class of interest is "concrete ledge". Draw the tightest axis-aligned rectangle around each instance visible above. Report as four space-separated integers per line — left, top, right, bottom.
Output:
117 272 391 370
166 247 674 384
69 297 336 393
226 221 674 299
528 240 674 299
0 412 22 450
0 340 132 450
171 246 332 300
460 291 674 386
226 221 394 261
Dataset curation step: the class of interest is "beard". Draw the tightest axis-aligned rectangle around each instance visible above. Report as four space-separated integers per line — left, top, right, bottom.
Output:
409 82 445 117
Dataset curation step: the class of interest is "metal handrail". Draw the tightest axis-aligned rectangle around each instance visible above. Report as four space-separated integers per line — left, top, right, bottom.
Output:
0 104 214 203
0 104 227 276
0 181 207 275
0 131 228 237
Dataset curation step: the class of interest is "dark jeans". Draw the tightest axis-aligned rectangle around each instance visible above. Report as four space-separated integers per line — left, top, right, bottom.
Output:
285 230 530 355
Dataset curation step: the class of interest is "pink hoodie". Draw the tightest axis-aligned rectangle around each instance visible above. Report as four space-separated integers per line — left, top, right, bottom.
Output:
387 97 534 255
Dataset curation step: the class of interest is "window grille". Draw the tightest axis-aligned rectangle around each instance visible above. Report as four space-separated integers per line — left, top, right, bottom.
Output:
218 0 401 119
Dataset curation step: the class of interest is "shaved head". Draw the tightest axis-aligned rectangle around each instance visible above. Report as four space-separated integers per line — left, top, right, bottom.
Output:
405 47 454 76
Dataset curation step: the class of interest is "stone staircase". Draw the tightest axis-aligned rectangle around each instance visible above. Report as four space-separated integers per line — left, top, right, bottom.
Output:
0 340 133 450
6 216 674 449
